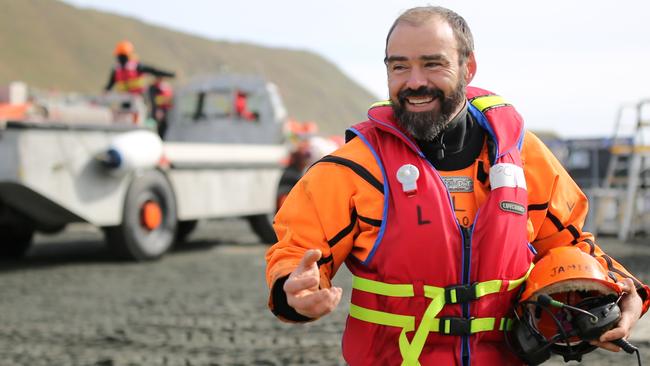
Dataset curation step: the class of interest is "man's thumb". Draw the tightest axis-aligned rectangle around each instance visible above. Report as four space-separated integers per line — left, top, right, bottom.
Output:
297 249 322 272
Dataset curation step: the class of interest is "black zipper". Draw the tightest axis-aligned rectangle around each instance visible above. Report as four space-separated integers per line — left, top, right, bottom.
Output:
460 225 472 366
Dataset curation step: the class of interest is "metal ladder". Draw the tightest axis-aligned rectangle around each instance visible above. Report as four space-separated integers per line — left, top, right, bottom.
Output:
592 100 650 241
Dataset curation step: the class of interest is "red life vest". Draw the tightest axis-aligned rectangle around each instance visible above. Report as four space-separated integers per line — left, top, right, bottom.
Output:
152 80 173 110
234 91 256 121
342 87 534 366
114 60 145 94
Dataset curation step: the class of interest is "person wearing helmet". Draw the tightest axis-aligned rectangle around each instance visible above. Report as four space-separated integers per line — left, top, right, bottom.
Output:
265 5 649 366
104 40 175 95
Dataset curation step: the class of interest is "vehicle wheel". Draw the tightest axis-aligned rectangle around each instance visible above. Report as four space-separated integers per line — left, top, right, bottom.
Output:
247 172 300 245
104 170 177 261
247 214 277 244
0 225 34 259
175 220 198 243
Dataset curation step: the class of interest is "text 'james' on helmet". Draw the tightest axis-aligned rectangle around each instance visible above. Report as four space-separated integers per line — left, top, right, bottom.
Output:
521 246 621 303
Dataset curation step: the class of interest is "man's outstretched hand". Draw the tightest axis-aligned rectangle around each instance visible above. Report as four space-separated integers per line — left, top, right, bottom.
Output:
283 249 342 319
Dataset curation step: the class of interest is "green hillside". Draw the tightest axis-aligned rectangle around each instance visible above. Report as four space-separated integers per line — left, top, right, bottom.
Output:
0 0 377 135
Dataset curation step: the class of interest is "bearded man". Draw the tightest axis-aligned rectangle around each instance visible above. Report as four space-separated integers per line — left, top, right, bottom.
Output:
265 6 648 366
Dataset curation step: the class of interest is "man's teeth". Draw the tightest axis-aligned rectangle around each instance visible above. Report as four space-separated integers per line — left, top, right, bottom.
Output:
407 96 433 104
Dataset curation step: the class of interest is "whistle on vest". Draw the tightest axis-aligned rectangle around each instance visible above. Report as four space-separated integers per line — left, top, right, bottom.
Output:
396 164 419 197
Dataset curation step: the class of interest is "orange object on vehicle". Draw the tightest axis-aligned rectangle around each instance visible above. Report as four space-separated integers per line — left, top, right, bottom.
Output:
0 103 29 121
141 200 162 231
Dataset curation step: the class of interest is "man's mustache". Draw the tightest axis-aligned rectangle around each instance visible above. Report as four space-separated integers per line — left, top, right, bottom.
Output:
398 86 445 103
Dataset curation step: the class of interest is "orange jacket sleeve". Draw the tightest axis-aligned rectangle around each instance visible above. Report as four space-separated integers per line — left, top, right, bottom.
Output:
265 137 384 321
523 131 650 314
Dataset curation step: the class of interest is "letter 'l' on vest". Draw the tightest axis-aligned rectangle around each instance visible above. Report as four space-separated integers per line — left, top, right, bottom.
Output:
114 60 145 94
341 86 535 366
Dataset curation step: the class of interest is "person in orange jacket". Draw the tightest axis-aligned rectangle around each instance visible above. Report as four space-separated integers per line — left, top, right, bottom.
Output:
104 40 175 95
265 6 648 366
105 40 175 135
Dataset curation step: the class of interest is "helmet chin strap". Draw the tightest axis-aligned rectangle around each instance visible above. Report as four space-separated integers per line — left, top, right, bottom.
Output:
507 292 642 366
542 294 640 356
537 294 599 323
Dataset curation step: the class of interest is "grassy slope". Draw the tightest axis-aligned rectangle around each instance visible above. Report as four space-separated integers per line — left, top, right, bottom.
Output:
0 0 377 135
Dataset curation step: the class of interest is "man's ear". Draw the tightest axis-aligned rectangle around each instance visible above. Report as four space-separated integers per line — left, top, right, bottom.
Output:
465 52 477 84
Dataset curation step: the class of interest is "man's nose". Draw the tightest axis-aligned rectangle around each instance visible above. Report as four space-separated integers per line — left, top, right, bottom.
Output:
405 67 428 90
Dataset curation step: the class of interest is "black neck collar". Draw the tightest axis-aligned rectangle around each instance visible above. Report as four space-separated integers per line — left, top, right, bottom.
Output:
416 103 485 171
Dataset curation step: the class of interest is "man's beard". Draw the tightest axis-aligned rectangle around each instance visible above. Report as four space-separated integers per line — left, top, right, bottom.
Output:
391 78 467 141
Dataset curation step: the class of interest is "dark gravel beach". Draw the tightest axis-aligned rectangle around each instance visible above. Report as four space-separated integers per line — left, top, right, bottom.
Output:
0 220 648 366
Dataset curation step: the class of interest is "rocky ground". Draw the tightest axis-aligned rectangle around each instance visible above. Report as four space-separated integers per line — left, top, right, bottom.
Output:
0 220 648 366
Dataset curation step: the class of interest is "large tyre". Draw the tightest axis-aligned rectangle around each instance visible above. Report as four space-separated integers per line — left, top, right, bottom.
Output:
247 169 301 245
175 220 198 243
104 170 177 261
0 225 34 259
247 214 277 244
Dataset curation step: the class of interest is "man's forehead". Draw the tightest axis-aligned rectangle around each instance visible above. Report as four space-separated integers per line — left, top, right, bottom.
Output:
386 19 458 60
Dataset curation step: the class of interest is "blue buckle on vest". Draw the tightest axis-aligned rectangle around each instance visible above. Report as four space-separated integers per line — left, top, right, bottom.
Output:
439 316 471 336
444 284 477 304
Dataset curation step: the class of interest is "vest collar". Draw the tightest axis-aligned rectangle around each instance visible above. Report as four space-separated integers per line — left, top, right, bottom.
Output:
367 103 425 158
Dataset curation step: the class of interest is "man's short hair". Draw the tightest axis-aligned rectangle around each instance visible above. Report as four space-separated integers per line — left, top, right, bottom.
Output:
385 6 474 65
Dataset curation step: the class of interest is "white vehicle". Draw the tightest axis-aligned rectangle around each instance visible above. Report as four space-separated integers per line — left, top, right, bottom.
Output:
0 75 287 260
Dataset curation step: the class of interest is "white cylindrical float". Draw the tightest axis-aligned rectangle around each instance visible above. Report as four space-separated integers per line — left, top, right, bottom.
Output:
98 130 163 175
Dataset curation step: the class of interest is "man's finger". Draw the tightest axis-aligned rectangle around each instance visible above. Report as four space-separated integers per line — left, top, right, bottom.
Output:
618 278 635 292
600 325 627 343
294 249 322 274
590 340 621 353
284 275 319 294
289 287 342 318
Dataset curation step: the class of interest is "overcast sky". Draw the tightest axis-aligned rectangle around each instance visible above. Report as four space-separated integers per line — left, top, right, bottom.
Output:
63 0 650 138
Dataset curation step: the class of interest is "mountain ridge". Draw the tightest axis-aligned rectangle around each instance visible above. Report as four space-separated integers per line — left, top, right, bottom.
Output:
0 0 377 135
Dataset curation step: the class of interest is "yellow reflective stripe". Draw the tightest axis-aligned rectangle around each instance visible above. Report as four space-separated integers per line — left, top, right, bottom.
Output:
507 262 534 291
155 95 172 106
127 77 145 89
400 293 445 366
352 264 533 364
370 100 392 108
349 304 415 331
470 95 509 112
354 263 532 299
115 81 128 91
474 279 503 297
423 286 444 299
499 318 514 331
352 276 414 297
399 329 421 366
469 317 496 333
351 304 508 335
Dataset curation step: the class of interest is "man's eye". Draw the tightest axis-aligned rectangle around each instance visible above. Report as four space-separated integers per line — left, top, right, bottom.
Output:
425 62 441 68
391 65 407 71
